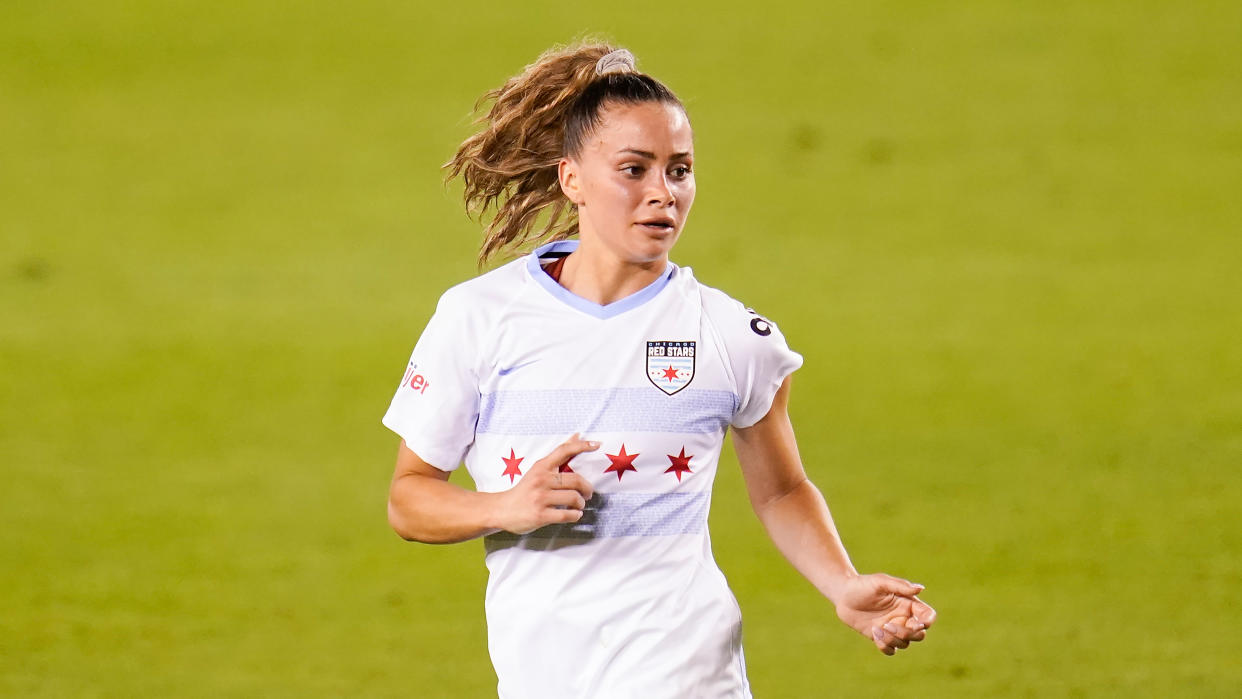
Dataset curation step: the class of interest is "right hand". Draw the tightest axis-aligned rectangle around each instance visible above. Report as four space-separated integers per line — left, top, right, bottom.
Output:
494 433 598 535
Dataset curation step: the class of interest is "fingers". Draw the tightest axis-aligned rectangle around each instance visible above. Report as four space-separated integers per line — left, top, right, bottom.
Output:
499 435 607 534
870 626 897 655
910 597 937 628
883 624 909 650
902 615 928 641
544 507 585 524
843 573 934 655
868 613 930 655
873 574 925 599
870 623 913 655
544 488 587 511
537 433 601 474
552 471 595 501
521 486 589 530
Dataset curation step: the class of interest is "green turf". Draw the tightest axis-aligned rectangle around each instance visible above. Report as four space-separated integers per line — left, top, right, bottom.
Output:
3 1 1240 696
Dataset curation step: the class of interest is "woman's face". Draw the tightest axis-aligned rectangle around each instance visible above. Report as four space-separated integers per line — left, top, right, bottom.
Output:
559 100 695 265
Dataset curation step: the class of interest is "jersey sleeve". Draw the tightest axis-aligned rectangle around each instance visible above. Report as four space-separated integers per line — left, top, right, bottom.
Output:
380 288 482 471
701 288 804 429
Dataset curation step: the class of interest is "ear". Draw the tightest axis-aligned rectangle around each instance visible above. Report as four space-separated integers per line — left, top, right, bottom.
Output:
558 157 583 206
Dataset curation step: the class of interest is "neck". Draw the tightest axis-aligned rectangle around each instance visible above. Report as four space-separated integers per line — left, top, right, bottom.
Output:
558 239 667 306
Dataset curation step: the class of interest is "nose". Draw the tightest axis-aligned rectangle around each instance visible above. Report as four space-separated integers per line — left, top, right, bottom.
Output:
647 171 675 207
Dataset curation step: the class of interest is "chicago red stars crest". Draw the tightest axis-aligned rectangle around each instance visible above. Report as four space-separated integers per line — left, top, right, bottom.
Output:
646 341 696 395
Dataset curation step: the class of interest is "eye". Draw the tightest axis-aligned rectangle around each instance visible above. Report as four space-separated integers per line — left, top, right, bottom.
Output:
671 165 692 178
621 165 644 177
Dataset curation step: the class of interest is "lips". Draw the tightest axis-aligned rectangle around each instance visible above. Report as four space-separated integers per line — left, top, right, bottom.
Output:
638 216 676 232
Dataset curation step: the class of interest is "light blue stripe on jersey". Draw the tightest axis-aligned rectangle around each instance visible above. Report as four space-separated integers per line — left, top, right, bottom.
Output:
484 491 709 549
477 387 738 436
527 240 676 319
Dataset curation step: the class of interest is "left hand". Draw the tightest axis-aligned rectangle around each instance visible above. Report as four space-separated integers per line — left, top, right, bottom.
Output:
834 573 937 656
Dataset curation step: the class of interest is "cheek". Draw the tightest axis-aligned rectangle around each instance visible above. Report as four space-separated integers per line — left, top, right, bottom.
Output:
601 179 642 207
677 180 696 206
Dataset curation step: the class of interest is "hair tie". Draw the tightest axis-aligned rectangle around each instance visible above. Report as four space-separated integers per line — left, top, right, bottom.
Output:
595 48 636 76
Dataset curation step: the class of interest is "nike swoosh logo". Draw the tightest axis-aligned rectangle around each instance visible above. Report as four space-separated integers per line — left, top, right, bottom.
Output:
497 360 539 376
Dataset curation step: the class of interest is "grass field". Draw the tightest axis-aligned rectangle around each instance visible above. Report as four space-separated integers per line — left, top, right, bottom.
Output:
3 1 1240 696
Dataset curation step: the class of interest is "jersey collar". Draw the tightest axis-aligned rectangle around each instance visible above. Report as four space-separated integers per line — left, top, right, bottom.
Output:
526 240 676 319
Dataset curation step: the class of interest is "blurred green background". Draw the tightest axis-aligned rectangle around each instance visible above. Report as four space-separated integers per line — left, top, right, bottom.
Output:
3 0 1240 696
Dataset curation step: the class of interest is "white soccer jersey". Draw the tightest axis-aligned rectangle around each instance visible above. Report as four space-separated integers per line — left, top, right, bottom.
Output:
382 240 803 699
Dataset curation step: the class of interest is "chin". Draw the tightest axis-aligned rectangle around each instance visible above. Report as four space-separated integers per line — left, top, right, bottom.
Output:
628 233 679 263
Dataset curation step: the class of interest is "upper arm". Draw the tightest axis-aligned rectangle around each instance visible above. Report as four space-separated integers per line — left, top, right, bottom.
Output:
391 439 451 487
387 439 451 537
380 287 483 471
731 374 809 509
387 440 462 542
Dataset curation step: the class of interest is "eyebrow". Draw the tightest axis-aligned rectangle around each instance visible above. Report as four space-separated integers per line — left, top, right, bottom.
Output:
617 148 693 160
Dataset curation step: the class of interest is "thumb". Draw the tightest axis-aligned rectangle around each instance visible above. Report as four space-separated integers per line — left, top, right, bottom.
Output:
872 574 925 598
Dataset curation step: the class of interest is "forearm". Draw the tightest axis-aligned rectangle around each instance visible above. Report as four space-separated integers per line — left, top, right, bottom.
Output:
752 478 859 604
388 474 502 544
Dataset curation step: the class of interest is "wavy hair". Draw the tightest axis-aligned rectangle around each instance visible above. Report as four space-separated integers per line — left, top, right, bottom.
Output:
443 40 685 266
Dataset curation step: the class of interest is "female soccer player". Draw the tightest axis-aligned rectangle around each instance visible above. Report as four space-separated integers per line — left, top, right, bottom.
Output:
383 42 935 697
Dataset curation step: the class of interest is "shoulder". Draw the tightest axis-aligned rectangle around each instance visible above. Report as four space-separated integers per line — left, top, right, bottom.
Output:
418 255 533 350
695 277 749 320
690 271 789 342
684 270 803 427
434 255 530 314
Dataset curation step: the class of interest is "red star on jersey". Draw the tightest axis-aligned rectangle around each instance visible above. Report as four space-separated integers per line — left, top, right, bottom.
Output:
604 444 639 481
661 365 680 381
665 447 693 482
501 448 524 484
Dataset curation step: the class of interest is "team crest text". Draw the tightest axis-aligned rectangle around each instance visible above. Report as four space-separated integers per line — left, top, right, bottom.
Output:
646 341 696 395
